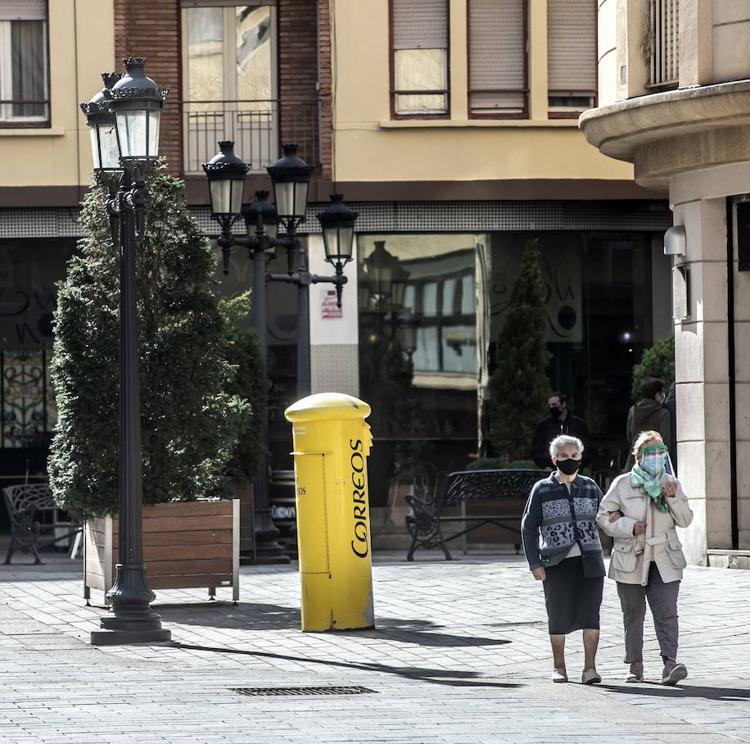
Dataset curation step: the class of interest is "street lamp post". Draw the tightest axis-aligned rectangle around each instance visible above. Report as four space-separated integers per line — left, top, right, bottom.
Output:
82 59 171 645
202 141 357 563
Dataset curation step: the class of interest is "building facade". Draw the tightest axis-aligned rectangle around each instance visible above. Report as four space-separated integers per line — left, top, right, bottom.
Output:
0 1 676 549
315 0 673 542
0 0 114 516
580 0 750 565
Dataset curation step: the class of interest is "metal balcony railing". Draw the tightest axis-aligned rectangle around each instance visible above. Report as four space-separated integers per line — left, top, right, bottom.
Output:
182 99 320 174
648 0 679 89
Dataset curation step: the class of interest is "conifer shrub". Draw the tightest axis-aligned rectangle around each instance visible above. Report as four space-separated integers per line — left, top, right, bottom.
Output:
49 168 253 516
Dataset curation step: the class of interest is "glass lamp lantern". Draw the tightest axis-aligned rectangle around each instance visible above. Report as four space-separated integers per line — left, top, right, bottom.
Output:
364 240 402 305
80 72 122 176
243 190 279 241
109 57 167 163
317 194 358 265
267 144 311 223
203 141 249 221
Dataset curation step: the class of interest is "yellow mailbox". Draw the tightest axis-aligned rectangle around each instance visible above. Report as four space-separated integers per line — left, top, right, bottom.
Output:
284 392 375 632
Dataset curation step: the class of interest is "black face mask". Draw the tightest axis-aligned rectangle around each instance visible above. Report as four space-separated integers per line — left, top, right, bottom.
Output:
556 458 581 475
549 407 562 419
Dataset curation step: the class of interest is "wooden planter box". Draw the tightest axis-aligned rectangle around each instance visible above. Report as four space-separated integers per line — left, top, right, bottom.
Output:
84 499 239 603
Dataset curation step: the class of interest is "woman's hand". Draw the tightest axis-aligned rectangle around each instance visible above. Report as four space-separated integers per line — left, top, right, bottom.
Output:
609 510 623 522
663 479 678 498
531 566 546 581
633 521 647 535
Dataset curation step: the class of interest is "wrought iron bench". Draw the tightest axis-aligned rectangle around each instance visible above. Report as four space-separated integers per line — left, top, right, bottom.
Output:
3 484 80 565
405 469 547 561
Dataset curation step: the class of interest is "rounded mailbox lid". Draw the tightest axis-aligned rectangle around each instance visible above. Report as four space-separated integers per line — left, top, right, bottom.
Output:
284 392 371 423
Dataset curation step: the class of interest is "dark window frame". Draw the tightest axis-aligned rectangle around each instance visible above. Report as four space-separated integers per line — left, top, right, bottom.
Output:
0 1 51 130
546 0 598 119
466 0 529 120
389 0 452 120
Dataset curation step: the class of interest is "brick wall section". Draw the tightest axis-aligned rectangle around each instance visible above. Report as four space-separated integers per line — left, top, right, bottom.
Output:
317 0 333 180
114 0 182 176
278 0 322 172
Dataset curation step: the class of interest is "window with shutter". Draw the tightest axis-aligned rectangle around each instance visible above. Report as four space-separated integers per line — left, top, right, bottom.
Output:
0 0 49 125
468 0 527 118
391 0 449 117
547 0 597 115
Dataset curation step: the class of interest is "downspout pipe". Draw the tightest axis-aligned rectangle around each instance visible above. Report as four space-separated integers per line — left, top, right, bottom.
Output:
726 197 740 550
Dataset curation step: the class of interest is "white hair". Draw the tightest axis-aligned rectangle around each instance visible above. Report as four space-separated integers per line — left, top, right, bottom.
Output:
549 434 584 459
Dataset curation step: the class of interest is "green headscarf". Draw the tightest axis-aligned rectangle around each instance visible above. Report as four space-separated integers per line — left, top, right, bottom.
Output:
630 444 669 512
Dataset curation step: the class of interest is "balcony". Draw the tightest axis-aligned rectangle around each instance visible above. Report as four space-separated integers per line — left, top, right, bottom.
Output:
182 99 320 174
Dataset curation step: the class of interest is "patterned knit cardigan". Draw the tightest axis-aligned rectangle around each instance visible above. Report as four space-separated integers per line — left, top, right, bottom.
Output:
521 474 605 578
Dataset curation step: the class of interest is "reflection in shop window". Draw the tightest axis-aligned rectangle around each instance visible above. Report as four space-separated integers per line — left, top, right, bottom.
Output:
358 235 482 514
0 240 73 449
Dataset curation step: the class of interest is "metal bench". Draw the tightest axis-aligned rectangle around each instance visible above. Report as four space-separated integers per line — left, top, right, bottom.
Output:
405 469 547 561
3 484 80 565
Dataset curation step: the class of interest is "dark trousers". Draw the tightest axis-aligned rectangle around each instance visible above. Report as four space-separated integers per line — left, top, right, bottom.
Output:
616 562 680 663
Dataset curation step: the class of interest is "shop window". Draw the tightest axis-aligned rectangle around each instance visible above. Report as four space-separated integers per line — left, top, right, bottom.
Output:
547 0 597 117
468 0 527 118
0 1 49 126
391 0 449 117
0 239 73 450
358 235 481 512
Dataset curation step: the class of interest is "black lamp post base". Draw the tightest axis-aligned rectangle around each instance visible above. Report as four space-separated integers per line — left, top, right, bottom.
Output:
254 541 292 565
91 613 172 646
91 627 172 646
254 507 290 564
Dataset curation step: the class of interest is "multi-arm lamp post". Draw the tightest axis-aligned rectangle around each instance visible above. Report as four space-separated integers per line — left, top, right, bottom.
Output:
202 141 358 563
81 59 171 645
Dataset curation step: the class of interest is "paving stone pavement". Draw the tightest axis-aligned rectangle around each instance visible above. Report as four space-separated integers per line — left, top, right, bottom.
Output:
0 550 748 744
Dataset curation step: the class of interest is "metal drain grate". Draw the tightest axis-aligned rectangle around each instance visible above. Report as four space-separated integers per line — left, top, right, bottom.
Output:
231 686 376 697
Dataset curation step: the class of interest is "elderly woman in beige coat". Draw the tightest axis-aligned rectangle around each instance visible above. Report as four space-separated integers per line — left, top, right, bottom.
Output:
596 430 693 685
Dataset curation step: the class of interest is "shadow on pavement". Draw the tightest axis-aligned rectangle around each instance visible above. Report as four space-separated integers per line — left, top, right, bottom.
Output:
598 683 750 702
173 642 522 690
160 603 510 647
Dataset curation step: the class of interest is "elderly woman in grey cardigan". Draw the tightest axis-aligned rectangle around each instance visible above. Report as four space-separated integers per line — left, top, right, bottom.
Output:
522 434 605 685
596 430 693 685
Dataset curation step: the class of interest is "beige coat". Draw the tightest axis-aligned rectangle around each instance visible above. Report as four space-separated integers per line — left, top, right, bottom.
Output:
596 473 693 585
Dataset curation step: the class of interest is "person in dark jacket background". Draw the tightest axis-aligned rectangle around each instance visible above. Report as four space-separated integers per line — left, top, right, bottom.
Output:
623 378 672 471
531 392 589 469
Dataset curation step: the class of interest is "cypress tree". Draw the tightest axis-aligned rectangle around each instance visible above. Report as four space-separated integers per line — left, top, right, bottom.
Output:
489 240 551 461
49 167 252 516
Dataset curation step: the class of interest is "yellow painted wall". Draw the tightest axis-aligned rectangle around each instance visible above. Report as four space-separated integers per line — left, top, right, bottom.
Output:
0 0 115 188
330 0 633 183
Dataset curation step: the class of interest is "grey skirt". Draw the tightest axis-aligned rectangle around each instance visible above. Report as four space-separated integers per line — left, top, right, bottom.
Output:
543 556 604 634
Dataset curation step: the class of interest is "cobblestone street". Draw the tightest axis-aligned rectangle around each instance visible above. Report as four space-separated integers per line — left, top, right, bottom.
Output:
0 552 748 744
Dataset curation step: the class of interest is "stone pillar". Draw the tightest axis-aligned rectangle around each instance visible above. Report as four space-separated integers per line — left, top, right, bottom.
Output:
307 234 360 397
671 162 750 559
672 196 730 564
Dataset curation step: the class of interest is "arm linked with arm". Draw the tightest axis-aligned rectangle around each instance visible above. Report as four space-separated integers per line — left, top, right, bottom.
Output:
596 485 637 538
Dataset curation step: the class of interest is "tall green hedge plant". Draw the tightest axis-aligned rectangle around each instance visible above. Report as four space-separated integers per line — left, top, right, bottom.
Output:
49 168 252 516
488 240 551 461
631 335 675 400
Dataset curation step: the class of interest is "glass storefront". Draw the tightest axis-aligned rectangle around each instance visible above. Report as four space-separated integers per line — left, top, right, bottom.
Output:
0 239 74 530
357 231 670 521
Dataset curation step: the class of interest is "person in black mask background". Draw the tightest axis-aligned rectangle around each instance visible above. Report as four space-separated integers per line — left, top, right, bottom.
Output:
531 392 589 470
